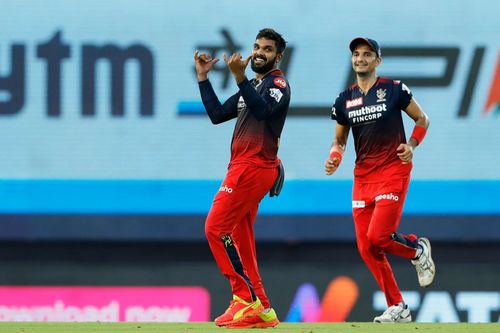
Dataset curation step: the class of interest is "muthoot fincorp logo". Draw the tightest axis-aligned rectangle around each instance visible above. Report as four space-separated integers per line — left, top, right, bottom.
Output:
374 192 399 202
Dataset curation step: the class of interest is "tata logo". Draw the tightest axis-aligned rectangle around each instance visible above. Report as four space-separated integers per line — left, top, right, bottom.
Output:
269 88 283 103
374 290 500 323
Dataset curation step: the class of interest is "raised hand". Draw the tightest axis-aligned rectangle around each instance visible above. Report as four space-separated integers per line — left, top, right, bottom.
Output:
194 51 219 81
223 53 252 83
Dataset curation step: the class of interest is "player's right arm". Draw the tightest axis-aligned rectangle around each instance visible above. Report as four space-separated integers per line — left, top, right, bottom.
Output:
195 51 238 124
325 123 350 175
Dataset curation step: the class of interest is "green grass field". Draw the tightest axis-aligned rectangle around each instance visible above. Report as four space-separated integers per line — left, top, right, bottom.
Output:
0 322 497 333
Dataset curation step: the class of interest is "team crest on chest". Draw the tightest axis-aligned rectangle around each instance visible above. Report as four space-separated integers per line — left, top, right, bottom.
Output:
376 88 386 102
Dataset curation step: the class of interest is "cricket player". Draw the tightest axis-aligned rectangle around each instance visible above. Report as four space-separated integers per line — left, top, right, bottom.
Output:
194 28 290 328
325 37 435 323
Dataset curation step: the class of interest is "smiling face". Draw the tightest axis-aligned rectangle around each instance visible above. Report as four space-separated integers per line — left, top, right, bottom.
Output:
250 38 282 74
351 44 381 77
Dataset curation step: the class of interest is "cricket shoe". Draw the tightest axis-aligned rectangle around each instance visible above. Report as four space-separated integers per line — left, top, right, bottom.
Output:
411 237 436 287
374 303 412 323
226 307 280 329
214 295 264 327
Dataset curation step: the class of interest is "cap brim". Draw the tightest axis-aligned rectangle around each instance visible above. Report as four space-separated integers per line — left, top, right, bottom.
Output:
349 37 376 53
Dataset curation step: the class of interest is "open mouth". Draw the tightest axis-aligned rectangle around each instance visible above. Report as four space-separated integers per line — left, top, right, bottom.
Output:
253 56 266 65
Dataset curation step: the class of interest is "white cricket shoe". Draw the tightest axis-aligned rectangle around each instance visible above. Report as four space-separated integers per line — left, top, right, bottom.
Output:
374 303 412 323
411 237 435 287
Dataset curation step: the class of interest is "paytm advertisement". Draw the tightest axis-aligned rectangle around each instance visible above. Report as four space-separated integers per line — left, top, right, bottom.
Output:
0 0 499 215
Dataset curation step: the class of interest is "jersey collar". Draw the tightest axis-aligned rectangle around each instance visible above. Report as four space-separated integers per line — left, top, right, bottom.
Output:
354 76 380 95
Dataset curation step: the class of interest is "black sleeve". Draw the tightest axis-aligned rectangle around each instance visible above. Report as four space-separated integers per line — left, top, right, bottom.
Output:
237 77 290 121
198 79 238 124
397 81 413 110
331 94 349 125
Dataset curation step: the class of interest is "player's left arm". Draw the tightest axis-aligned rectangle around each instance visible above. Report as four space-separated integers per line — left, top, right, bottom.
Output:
238 77 290 120
398 98 430 163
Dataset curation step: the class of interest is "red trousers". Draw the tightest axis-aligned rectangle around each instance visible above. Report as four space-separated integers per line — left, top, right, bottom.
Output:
205 163 278 308
352 176 418 307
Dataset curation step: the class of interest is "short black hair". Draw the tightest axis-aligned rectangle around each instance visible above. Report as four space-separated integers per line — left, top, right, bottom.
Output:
256 28 287 53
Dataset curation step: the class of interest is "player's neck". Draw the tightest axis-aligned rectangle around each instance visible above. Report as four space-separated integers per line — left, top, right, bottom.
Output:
356 74 378 95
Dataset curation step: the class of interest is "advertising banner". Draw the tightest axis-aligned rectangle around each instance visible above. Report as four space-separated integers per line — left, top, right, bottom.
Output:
0 287 209 322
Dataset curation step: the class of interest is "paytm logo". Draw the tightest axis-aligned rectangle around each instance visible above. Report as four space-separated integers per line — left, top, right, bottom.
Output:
0 30 154 117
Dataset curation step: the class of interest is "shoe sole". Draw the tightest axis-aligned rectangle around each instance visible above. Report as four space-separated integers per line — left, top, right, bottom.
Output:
374 315 412 323
419 237 435 288
374 318 412 323
226 318 280 329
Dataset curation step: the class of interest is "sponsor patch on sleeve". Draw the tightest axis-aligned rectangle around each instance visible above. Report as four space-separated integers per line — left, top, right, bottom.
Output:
273 77 287 88
269 88 283 103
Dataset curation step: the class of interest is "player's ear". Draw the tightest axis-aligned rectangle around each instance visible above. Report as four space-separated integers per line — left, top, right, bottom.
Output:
376 56 382 66
275 52 283 64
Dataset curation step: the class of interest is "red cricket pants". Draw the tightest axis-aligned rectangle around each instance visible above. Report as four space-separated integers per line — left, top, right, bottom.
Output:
205 163 278 308
352 176 418 307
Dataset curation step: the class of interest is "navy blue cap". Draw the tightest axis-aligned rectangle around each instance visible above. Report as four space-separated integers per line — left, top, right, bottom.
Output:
349 37 381 57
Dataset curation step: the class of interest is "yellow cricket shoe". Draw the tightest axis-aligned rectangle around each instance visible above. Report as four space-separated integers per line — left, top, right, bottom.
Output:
214 295 264 327
226 307 280 328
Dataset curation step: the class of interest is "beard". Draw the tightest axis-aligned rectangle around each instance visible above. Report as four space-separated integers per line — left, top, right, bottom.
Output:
251 55 277 74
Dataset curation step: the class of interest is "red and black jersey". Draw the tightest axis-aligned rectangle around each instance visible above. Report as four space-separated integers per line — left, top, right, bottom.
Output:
331 77 413 181
199 69 290 168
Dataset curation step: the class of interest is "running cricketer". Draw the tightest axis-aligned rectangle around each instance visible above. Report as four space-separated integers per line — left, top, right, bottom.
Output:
194 28 290 328
325 37 435 323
